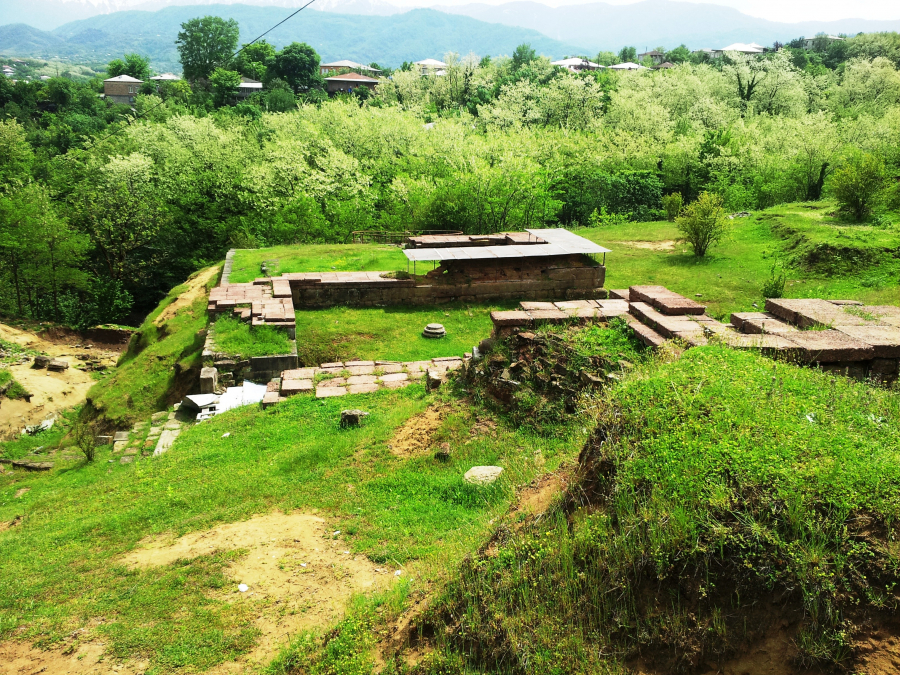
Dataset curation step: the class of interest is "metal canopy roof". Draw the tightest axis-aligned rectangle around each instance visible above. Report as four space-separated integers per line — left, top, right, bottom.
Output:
403 228 611 262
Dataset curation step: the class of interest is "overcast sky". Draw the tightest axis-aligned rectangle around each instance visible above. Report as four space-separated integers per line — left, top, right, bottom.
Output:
408 0 900 23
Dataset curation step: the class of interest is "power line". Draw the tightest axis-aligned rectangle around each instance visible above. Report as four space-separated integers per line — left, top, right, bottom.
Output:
89 0 317 147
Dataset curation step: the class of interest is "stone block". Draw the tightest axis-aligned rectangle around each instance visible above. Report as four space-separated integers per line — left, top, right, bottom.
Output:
528 308 569 324
320 362 344 368
490 310 533 327
281 379 314 395
32 355 51 369
519 301 558 311
48 359 69 372
865 306 900 328
554 300 595 310
316 386 347 398
382 379 411 389
741 317 798 335
595 299 630 317
380 372 408 383
261 392 283 409
347 375 377 385
282 368 315 380
348 383 380 394
780 330 875 362
345 360 375 367
730 312 771 331
722 332 800 352
765 298 875 329
376 363 403 374
629 321 667 349
630 285 705 315
608 289 631 301
113 431 130 442
346 365 375 376
200 367 218 394
833 326 900 358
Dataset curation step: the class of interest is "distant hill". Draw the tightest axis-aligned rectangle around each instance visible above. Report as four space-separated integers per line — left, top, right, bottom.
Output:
433 0 900 52
0 5 587 70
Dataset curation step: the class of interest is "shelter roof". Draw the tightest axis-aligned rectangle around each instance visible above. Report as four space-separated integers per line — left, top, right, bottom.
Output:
403 228 611 262
325 72 380 83
104 74 143 83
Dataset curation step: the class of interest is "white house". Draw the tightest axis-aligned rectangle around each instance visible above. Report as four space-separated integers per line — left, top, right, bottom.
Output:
320 60 381 76
711 43 764 59
414 58 447 75
608 62 649 71
551 57 603 72
150 73 181 81
803 35 843 50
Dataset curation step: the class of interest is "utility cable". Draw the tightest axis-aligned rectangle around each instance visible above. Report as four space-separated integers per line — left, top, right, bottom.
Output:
88 0 317 147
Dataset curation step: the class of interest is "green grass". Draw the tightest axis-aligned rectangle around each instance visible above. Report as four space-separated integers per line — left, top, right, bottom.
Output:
0 368 28 399
0 382 583 672
229 244 408 284
85 266 219 428
294 302 516 365
576 202 900 319
212 315 294 358
424 346 900 672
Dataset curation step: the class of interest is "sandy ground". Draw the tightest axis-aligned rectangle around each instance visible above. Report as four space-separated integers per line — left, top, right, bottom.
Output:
388 405 447 458
618 239 677 251
0 323 119 439
1 511 399 675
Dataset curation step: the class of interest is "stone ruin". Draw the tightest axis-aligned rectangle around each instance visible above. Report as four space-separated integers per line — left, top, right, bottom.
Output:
491 286 900 384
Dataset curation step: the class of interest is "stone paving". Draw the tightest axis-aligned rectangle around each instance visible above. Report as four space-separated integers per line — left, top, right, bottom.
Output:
207 281 296 334
260 357 465 405
488 286 900 382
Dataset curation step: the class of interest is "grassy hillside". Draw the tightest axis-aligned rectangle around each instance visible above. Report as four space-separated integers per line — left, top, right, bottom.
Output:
2 5 587 71
84 265 219 429
418 345 900 672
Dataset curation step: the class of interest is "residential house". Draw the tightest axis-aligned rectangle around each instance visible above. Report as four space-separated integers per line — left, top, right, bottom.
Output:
325 72 379 94
320 60 381 76
103 74 143 104
551 57 603 72
608 62 649 71
711 43 764 59
414 58 447 75
655 61 675 69
638 49 665 65
150 73 181 82
237 78 263 99
803 35 843 50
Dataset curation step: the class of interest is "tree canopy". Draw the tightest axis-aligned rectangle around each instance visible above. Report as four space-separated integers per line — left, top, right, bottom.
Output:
176 16 240 81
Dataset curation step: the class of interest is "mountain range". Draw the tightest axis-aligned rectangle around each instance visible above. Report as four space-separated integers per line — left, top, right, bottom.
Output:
2 0 900 71
0 6 587 70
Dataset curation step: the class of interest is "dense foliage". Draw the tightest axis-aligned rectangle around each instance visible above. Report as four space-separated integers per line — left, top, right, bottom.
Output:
1 27 900 325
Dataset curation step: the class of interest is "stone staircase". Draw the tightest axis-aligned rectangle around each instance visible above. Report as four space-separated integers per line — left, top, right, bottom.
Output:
489 286 900 383
108 408 189 463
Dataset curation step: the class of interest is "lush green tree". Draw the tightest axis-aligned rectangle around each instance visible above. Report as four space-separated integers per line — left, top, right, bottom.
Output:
0 119 33 190
266 87 297 112
664 45 691 64
210 68 242 106
265 42 324 93
511 43 537 70
676 191 728 256
595 51 618 66
176 15 240 81
234 40 275 81
107 53 151 81
618 46 638 63
828 151 886 221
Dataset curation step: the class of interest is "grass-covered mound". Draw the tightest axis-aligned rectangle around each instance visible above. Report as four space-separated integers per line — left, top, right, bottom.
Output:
229 244 408 284
294 302 513 364
84 266 219 428
0 368 28 400
421 346 900 672
212 314 294 357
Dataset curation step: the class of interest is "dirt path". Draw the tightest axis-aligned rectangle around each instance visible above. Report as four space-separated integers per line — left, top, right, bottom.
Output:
154 266 220 327
0 324 119 439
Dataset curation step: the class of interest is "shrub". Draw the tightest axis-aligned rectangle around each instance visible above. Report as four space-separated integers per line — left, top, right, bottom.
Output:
661 192 683 221
675 191 728 257
72 421 97 462
829 151 887 221
761 262 787 298
588 207 628 227
555 170 663 224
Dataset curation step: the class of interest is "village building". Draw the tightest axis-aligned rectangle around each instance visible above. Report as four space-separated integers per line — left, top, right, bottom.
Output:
711 43 764 58
149 73 180 82
608 62 649 70
638 49 665 65
324 72 380 94
237 77 263 99
319 60 381 76
803 35 843 49
103 74 143 104
551 57 603 72
414 58 447 75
